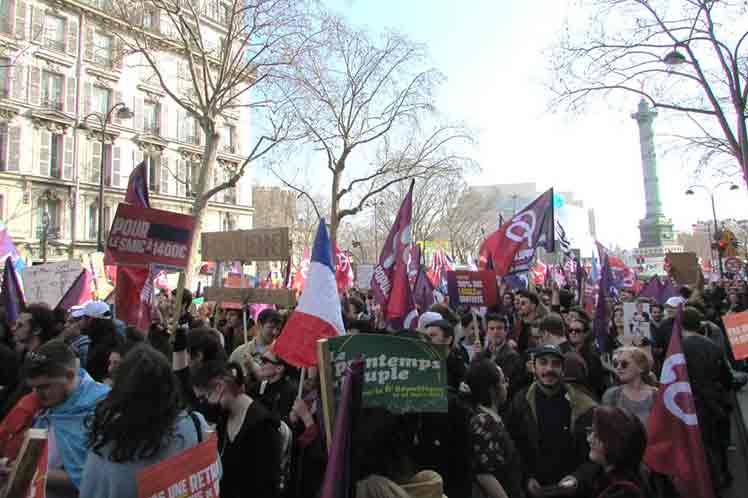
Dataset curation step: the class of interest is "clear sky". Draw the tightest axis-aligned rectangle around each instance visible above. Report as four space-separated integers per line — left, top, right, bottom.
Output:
323 0 748 250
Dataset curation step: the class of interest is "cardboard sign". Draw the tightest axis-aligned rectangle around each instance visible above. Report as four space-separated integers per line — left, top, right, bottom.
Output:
320 334 448 415
201 228 291 262
355 264 374 290
723 311 748 361
22 261 83 308
446 270 498 307
203 287 296 307
106 204 195 268
666 252 699 285
3 429 47 498
137 435 219 498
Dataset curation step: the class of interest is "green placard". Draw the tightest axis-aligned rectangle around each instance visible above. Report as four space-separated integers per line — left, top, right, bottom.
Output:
325 334 448 413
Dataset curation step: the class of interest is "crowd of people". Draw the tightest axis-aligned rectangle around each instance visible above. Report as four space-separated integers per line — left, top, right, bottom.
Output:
0 275 744 498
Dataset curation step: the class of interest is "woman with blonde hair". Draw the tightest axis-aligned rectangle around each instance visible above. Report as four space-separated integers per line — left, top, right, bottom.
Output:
601 347 657 426
356 475 411 498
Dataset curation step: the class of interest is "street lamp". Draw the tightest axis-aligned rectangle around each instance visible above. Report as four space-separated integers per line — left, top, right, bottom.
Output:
685 181 740 277
79 102 134 251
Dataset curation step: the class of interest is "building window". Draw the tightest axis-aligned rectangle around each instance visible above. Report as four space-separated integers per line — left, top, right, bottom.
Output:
88 142 113 185
147 156 158 192
0 0 11 34
43 15 66 52
36 199 60 239
184 117 199 145
92 86 111 116
87 202 97 240
93 32 114 67
221 212 235 231
0 123 6 171
40 133 63 178
0 57 9 98
41 71 64 111
220 124 235 153
143 101 160 133
187 160 200 196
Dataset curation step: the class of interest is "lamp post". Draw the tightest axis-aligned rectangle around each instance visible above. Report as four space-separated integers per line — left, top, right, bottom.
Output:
685 182 740 278
79 102 134 251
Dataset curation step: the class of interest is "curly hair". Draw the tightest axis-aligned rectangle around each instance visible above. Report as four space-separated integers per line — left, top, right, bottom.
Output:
87 343 181 462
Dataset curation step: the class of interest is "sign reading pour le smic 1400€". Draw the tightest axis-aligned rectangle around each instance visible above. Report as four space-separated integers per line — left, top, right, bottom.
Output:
106 203 195 268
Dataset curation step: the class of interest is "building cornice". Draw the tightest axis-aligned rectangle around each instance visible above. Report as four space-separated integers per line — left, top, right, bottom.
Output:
0 101 22 122
30 110 76 133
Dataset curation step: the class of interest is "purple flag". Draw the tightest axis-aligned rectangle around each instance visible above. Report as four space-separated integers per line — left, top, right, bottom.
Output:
637 276 678 305
124 161 150 208
371 181 414 316
2 256 25 324
592 254 613 353
413 263 436 312
320 358 364 498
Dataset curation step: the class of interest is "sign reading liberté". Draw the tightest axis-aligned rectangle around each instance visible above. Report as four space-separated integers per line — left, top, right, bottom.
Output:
106 203 195 268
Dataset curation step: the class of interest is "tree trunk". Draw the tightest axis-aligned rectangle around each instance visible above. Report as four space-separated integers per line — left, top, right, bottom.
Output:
186 129 220 287
329 168 341 245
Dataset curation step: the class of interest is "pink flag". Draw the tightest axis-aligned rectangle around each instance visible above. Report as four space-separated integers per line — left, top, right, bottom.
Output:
292 247 311 293
334 246 354 293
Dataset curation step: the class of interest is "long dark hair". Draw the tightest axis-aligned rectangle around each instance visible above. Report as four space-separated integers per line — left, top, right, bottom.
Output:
87 343 181 462
466 357 503 408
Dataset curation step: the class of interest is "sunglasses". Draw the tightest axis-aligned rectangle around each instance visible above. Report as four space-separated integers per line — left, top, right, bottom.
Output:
613 359 630 369
568 328 585 335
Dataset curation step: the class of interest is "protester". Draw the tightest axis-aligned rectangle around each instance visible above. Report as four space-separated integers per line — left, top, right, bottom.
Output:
23 341 110 496
466 358 524 498
172 326 227 418
483 313 524 400
355 475 411 498
585 407 651 497
506 344 597 497
424 319 467 388
247 348 298 421
459 312 484 363
538 313 574 353
680 306 734 491
221 309 244 355
601 347 657 426
289 367 327 498
72 301 123 382
80 344 210 498
567 313 607 399
229 308 283 373
62 311 91 369
192 359 281 498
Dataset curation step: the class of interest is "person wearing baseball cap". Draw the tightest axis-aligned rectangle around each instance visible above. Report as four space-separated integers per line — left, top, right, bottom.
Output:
506 343 598 497
663 296 686 319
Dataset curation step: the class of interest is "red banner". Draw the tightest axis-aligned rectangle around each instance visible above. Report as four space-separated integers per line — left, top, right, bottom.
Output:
137 436 219 498
106 203 195 268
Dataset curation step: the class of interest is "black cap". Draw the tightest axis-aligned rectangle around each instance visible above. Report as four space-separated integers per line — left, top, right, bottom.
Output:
532 344 565 361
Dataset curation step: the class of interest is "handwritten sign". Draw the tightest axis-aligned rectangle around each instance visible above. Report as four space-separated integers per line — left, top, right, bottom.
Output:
22 261 83 308
201 228 291 262
203 287 296 307
137 436 219 498
723 311 748 361
106 204 195 268
446 270 498 307
355 264 374 290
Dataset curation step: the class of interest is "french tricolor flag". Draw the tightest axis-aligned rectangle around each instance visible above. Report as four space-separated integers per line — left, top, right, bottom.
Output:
273 219 345 368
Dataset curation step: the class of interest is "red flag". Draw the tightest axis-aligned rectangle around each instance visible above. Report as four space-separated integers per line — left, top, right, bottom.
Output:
55 270 93 310
385 259 418 329
645 314 714 498
292 247 311 293
371 181 414 315
479 188 555 276
334 246 354 293
115 266 151 331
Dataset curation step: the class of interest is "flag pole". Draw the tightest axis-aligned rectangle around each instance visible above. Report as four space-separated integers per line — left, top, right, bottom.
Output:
297 367 306 399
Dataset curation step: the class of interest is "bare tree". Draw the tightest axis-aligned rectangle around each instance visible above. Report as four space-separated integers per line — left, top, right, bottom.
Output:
550 0 748 183
442 183 497 262
105 0 311 287
271 15 474 244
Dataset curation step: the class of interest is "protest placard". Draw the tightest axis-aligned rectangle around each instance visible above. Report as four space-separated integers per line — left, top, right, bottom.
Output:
2 429 47 498
106 204 195 268
666 252 699 285
201 228 291 262
355 264 374 290
623 302 651 345
203 287 296 307
317 334 448 448
80 252 112 300
22 261 83 308
446 270 498 307
723 311 748 361
137 435 219 498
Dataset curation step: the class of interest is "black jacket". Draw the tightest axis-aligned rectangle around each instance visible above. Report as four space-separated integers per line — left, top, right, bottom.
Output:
506 382 599 491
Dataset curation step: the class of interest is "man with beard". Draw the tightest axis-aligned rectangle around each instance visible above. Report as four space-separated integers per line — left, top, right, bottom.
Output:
506 344 598 497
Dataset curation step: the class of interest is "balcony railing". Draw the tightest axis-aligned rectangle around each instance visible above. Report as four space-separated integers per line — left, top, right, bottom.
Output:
144 126 161 136
41 98 64 111
36 226 60 240
44 38 67 52
220 144 236 154
184 134 200 145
